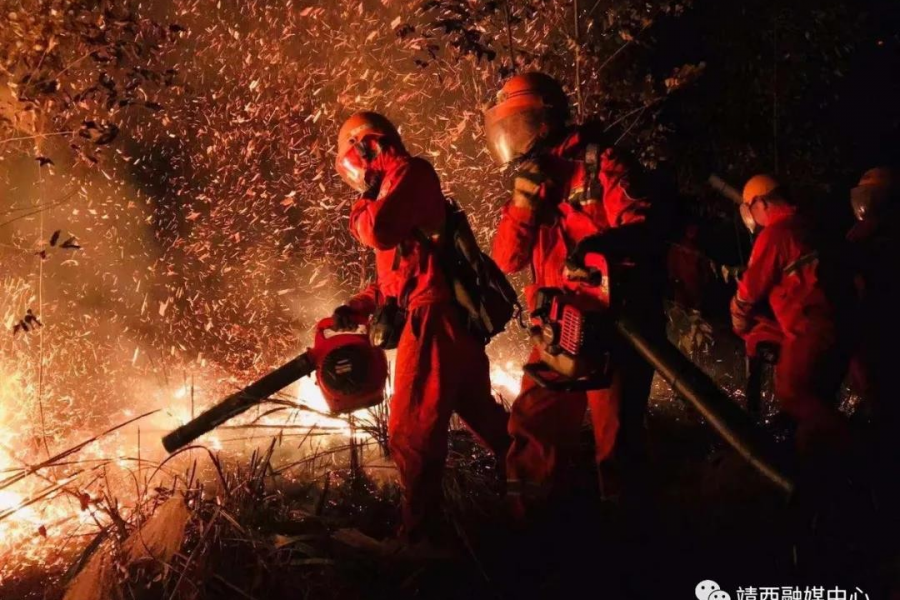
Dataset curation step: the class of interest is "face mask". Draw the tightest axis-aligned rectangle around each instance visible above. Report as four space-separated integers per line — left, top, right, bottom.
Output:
739 202 758 234
484 106 554 166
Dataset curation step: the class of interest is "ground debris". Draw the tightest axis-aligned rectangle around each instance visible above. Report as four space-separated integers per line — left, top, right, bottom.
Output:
63 495 190 600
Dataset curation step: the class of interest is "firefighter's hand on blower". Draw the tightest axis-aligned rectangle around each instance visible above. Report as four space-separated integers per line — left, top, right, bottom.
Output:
729 296 753 336
511 158 546 210
331 305 358 331
566 234 605 270
562 263 594 283
564 235 607 286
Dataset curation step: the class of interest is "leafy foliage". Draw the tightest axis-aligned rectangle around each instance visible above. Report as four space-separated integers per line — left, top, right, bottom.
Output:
412 0 698 168
0 0 182 162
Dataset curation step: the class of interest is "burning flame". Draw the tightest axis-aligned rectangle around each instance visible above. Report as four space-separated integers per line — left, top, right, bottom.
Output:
0 363 52 579
491 360 523 401
0 341 524 583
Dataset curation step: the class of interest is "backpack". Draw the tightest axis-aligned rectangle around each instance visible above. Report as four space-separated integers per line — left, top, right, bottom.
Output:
419 199 523 344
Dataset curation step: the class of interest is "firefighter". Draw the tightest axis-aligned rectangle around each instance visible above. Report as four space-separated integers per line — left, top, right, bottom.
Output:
729 174 852 455
331 111 510 542
846 167 900 445
484 72 663 513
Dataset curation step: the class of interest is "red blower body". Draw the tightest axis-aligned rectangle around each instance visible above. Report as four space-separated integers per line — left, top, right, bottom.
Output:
524 252 615 391
162 316 387 452
309 317 389 414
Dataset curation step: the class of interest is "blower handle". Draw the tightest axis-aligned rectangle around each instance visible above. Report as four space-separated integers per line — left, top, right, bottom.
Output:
563 264 604 286
162 352 315 453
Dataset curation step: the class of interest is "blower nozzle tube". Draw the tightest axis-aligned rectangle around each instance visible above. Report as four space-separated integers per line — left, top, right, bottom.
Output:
708 173 745 206
161 352 315 453
616 316 794 494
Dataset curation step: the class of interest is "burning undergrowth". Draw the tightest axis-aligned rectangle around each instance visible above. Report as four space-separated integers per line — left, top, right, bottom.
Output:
0 281 523 592
2 403 510 599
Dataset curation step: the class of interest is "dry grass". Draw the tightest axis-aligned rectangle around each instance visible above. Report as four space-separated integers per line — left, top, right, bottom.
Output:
43 430 507 600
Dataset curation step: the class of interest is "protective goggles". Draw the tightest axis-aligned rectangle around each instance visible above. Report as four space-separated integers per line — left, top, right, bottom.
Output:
335 140 383 193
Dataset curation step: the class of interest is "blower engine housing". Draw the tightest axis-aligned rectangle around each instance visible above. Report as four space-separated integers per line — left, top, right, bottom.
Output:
526 288 613 390
309 317 388 414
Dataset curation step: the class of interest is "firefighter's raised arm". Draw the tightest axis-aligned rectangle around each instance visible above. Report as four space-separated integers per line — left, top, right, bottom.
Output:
491 159 549 274
350 157 443 251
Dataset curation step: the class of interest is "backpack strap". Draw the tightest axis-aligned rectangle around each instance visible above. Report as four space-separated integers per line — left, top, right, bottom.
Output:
783 251 819 277
581 143 602 205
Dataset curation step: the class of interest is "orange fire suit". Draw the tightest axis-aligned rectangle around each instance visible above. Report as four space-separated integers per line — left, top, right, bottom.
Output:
492 126 661 506
346 148 510 540
731 204 851 453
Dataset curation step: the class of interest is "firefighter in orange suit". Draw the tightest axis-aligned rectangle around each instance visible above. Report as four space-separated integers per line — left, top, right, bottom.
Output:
332 112 510 541
730 174 853 454
485 73 664 513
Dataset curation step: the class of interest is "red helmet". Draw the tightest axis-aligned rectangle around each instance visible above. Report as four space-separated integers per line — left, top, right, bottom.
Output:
335 112 404 191
483 72 569 166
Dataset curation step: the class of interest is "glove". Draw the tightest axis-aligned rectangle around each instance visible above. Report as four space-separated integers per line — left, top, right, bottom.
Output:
729 296 753 336
566 234 606 270
361 172 384 201
331 305 358 331
510 158 546 210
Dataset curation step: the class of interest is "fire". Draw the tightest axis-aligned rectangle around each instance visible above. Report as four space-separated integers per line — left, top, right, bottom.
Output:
292 373 371 439
0 492 39 529
0 356 161 581
491 360 523 401
0 363 53 579
0 338 527 584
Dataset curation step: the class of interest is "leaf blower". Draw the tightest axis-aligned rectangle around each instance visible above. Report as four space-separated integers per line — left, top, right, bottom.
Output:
524 252 615 391
528 248 795 494
161 316 388 453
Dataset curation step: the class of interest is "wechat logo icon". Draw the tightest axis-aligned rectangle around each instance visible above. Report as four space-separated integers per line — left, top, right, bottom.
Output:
696 580 731 600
